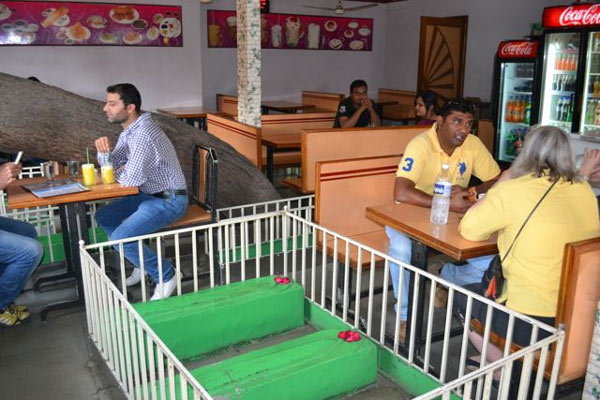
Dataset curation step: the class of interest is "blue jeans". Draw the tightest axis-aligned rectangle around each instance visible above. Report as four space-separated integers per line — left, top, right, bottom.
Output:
95 193 188 283
385 226 494 321
0 216 44 309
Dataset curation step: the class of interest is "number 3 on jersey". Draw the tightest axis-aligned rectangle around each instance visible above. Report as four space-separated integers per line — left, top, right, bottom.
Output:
402 157 414 172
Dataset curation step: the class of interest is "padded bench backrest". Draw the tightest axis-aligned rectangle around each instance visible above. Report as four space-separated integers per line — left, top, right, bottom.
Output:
302 125 426 193
554 237 600 384
206 113 261 167
377 88 416 121
216 94 239 116
315 155 401 237
301 91 344 112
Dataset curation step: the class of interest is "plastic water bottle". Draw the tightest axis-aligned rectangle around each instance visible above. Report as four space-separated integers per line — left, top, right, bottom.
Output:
430 163 452 225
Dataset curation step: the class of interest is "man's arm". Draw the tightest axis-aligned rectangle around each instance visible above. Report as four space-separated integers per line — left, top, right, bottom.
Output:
339 105 367 128
394 177 472 213
365 99 381 127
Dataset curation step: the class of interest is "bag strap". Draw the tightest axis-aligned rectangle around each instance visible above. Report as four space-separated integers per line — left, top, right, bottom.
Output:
500 178 558 263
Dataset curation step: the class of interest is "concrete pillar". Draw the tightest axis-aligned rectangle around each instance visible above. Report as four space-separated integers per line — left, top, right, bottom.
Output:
236 0 261 127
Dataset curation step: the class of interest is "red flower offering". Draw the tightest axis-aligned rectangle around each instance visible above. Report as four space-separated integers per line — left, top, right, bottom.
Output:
338 330 361 342
274 275 291 284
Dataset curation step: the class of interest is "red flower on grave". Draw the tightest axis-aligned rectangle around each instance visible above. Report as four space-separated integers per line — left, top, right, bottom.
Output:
274 275 291 284
338 330 361 342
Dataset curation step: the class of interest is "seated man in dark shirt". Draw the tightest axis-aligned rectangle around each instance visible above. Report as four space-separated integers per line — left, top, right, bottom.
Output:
333 79 382 128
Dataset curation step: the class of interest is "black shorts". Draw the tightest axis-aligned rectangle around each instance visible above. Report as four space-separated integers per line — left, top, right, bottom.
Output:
454 283 555 347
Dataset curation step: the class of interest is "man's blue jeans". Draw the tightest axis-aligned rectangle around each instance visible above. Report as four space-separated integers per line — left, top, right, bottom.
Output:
0 216 44 310
95 193 188 283
385 226 494 321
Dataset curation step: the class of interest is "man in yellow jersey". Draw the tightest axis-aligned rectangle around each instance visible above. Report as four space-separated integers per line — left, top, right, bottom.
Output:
387 98 501 331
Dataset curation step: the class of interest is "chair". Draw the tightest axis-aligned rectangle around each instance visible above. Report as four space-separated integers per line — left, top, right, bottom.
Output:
164 144 218 230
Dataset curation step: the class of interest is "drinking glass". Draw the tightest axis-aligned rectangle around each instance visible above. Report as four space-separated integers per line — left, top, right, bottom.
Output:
66 160 79 179
41 161 55 185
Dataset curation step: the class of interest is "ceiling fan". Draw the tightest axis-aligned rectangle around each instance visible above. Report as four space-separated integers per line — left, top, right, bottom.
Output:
304 1 378 15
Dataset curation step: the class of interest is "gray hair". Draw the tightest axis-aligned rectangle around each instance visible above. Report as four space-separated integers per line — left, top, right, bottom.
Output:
510 125 582 183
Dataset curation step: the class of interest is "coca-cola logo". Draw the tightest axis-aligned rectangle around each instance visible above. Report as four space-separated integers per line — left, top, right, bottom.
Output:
499 42 537 57
545 4 600 28
498 41 538 58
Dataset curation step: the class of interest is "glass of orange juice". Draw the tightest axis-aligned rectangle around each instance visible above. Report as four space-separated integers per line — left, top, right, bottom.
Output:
82 163 96 186
101 164 115 184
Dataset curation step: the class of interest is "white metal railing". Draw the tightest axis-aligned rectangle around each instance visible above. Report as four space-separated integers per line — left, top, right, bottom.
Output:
81 209 563 400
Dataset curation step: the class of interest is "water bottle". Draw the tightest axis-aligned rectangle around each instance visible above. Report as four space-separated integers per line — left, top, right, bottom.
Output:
430 163 452 225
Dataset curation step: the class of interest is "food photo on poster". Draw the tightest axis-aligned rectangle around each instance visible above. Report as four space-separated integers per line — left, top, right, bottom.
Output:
207 10 373 51
0 1 182 46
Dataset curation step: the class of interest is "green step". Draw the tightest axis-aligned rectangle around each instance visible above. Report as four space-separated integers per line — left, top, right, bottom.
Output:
133 276 304 361
185 329 378 400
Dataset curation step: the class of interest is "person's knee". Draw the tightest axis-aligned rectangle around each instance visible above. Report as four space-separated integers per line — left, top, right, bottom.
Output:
22 238 44 267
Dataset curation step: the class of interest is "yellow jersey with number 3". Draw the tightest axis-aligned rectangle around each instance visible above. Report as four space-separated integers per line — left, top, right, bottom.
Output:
396 124 500 194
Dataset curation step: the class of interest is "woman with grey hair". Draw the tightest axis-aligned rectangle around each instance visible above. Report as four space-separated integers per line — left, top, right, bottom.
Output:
454 125 599 372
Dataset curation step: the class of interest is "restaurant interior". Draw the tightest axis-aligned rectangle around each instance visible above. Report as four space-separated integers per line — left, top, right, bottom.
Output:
0 0 598 399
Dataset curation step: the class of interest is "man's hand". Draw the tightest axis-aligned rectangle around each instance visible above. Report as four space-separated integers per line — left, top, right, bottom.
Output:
449 187 472 214
95 136 112 153
0 162 21 190
361 98 374 110
580 149 600 183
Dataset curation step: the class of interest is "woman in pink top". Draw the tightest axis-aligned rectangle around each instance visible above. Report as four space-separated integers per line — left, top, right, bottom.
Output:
414 90 439 126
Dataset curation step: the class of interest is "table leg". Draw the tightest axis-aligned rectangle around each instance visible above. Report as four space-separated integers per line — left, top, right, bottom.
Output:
261 106 269 115
33 205 76 292
40 202 88 321
405 240 428 356
199 117 207 131
266 146 275 182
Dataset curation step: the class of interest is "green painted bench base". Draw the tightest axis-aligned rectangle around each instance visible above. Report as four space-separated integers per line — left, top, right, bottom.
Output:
186 329 378 400
133 276 304 361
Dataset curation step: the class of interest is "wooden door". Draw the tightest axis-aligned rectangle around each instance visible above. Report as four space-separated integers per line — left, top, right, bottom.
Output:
417 16 468 102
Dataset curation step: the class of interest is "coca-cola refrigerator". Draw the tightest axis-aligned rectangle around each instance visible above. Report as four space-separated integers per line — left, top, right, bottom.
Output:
539 4 600 134
491 40 541 163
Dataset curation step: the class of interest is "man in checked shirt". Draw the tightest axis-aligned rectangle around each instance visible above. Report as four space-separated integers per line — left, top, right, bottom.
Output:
95 83 188 301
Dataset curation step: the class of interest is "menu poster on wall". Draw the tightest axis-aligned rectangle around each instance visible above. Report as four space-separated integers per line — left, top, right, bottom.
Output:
207 10 373 51
0 1 182 46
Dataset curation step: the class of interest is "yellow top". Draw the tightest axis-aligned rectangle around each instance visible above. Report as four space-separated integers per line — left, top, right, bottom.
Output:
396 124 500 194
460 174 600 317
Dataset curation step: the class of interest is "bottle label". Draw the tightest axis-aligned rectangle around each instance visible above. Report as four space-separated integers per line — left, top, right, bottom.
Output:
433 182 451 197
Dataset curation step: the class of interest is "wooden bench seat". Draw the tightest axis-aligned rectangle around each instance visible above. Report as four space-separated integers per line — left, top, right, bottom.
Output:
315 155 402 268
207 112 334 172
297 125 426 194
165 205 211 229
377 88 416 122
470 236 600 387
301 91 344 112
322 230 388 269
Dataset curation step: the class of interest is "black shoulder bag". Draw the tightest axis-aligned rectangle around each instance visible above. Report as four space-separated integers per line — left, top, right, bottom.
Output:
482 179 558 300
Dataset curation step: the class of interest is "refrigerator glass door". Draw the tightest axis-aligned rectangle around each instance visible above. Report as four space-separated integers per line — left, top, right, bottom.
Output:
496 61 535 162
580 31 600 134
540 32 581 133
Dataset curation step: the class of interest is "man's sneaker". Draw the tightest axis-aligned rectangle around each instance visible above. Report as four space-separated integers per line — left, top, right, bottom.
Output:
150 276 177 301
7 304 30 321
0 306 28 327
126 268 142 286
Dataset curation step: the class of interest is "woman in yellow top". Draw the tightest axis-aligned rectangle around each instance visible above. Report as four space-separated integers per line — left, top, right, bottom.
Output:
456 125 600 349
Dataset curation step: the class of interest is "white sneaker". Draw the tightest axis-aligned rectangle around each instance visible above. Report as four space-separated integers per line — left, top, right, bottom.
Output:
125 268 142 286
150 276 177 301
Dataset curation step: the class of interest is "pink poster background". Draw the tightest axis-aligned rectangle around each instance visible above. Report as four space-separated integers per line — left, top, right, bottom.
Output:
0 1 182 46
207 10 373 51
